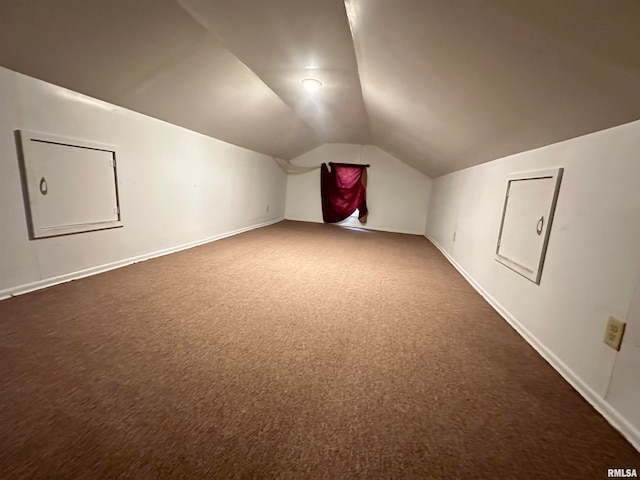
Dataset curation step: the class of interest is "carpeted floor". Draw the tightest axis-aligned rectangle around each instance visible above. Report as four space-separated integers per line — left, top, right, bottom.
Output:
0 220 638 479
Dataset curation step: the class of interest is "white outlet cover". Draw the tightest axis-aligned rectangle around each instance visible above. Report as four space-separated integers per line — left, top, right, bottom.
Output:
604 316 626 351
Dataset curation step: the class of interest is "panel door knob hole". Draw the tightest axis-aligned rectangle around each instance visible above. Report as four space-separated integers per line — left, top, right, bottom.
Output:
39 177 48 195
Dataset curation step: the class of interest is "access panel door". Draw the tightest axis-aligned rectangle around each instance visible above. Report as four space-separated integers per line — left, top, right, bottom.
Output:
495 168 563 284
19 130 122 238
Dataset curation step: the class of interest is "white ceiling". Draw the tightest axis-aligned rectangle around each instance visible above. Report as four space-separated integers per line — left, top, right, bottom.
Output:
0 0 639 177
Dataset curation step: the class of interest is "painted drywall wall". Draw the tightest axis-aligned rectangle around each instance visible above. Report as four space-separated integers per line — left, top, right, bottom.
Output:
607 273 640 435
285 144 431 234
0 67 286 297
425 119 640 449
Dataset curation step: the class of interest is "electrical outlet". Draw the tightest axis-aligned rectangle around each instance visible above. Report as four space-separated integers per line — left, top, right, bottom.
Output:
267 204 270 212
453 231 456 242
604 316 626 351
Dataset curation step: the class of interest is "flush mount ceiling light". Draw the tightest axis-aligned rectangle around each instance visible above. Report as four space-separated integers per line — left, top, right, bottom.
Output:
301 78 322 93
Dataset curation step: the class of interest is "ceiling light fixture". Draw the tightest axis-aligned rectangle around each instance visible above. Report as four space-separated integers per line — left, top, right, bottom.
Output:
301 78 322 93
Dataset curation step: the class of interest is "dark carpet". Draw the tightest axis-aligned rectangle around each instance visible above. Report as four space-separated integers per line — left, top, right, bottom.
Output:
0 220 638 479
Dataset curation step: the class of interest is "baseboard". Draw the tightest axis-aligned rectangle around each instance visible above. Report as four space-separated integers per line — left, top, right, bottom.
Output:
0 217 285 301
424 233 640 453
337 224 423 235
364 225 423 236
284 217 423 236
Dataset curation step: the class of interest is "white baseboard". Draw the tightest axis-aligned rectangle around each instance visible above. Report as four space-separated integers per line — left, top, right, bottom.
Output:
285 217 423 236
425 233 640 453
336 224 423 235
0 217 284 301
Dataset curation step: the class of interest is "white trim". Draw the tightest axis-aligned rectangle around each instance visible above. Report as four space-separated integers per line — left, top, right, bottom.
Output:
0 217 284 301
285 217 424 236
340 224 423 235
20 128 117 152
363 225 424 236
425 233 640 453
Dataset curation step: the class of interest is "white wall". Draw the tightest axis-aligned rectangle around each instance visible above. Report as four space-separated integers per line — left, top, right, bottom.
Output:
285 144 432 234
0 67 286 298
425 119 640 450
607 274 640 436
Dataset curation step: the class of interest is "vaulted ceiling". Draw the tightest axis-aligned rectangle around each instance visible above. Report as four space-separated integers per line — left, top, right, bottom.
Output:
1 0 639 177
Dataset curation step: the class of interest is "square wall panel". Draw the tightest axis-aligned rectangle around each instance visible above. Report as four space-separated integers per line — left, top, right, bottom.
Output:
495 167 563 284
18 130 122 239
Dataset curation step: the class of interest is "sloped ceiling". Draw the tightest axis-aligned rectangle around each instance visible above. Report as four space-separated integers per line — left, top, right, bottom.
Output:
0 0 639 177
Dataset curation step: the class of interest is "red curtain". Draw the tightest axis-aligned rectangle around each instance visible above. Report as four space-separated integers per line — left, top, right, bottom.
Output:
321 162 368 223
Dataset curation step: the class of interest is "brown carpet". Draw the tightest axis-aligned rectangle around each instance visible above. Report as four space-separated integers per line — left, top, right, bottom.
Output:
0 220 638 479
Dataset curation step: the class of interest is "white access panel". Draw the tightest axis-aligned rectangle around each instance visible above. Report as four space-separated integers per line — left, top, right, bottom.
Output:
495 168 563 284
18 130 122 238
